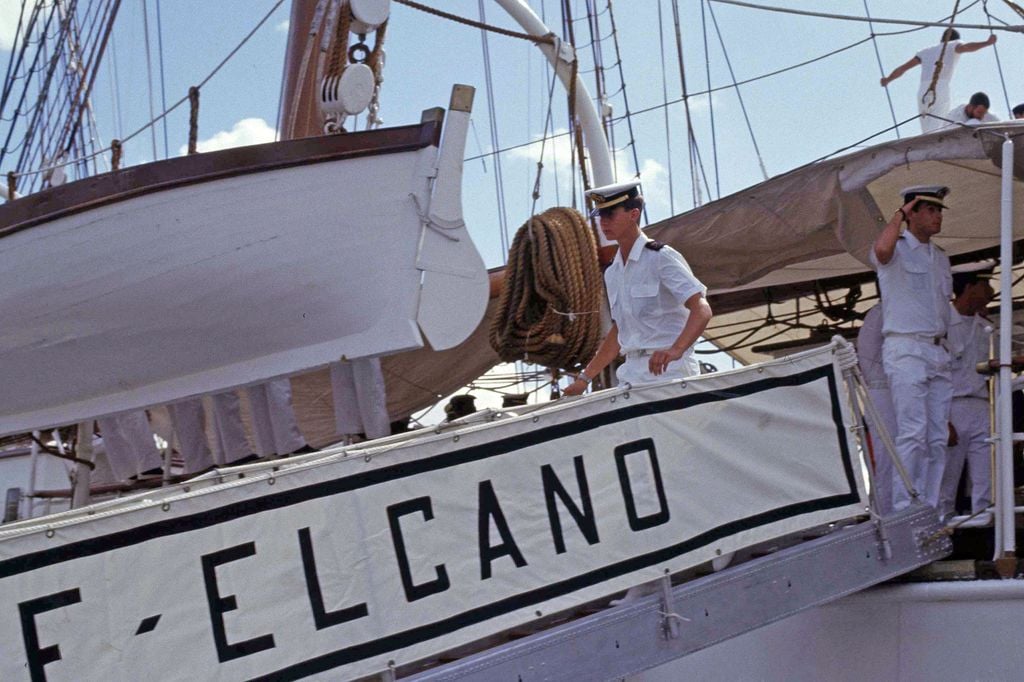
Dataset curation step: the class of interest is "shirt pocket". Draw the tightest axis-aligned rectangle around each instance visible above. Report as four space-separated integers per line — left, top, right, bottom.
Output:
629 282 660 316
900 257 931 288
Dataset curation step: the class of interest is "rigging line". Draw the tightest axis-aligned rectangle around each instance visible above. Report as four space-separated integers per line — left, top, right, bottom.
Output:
0 0 35 117
605 0 648 221
983 0 1013 116
0 2 60 173
60 0 120 161
155 0 169 158
107 24 122 138
141 0 159 160
657 0 675 214
706 0 768 181
392 0 554 45
709 0 1021 32
12 1 78 179
12 0 286 180
700 0 720 199
863 0 900 139
477 0 510 259
671 0 713 207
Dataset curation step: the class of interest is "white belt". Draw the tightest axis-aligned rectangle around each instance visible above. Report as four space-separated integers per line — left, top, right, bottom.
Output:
884 332 947 347
624 349 654 360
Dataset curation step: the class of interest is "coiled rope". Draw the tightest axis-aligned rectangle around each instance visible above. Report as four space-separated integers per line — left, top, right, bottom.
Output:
490 207 604 371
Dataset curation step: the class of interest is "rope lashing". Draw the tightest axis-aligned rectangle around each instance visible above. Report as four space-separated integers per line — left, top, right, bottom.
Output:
922 0 961 109
393 0 556 45
110 139 122 170
187 86 199 155
490 207 604 371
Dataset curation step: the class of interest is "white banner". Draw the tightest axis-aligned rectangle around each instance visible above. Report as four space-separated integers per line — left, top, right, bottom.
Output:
0 346 864 681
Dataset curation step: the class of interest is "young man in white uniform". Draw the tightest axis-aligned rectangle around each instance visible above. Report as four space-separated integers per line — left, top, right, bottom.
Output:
856 302 898 514
870 185 954 511
945 91 1000 126
564 180 712 397
939 268 995 518
880 29 997 133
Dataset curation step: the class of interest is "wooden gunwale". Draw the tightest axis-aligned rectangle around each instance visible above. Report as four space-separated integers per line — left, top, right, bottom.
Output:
0 110 444 239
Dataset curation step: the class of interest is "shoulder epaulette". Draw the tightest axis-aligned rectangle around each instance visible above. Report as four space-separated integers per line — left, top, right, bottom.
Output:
644 241 666 251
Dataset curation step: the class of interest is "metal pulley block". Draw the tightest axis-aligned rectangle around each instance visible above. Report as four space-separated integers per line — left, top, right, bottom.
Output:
320 62 376 116
349 0 390 34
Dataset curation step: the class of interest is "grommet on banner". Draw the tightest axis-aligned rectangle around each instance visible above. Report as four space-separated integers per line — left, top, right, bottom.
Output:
162 502 171 512
46 528 55 538
453 435 460 442
268 477 276 486
532 416 540 423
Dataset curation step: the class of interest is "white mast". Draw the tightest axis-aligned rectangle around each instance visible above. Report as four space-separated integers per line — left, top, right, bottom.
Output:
493 0 614 187
995 135 1016 561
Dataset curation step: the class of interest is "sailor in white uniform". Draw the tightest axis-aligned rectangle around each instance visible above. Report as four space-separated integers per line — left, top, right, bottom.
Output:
879 30 996 133
939 267 995 517
870 185 954 511
856 302 898 515
564 180 712 397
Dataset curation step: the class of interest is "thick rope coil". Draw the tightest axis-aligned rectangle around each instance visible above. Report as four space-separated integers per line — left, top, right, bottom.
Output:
490 207 604 371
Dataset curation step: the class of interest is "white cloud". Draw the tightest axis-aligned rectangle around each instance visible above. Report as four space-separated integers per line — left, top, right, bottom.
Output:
0 0 24 52
506 127 669 213
179 118 278 155
275 19 290 33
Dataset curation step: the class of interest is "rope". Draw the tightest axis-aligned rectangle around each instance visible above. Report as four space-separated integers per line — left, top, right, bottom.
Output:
141 0 159 160
657 0 676 213
983 0 1013 115
710 0 1022 31
478 0 510 258
706 0 768 180
325 1 352 80
921 0 960 110
187 87 199 155
864 0 900 138
700 0 720 199
489 207 604 371
393 0 555 44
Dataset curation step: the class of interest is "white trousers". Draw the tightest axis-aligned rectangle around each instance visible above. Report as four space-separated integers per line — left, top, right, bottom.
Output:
330 358 390 440
864 385 898 515
246 379 306 456
96 410 162 480
168 392 251 471
939 397 992 516
616 351 698 386
883 337 953 511
917 84 950 133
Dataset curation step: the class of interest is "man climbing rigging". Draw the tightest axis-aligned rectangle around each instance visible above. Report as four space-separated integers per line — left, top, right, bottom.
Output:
880 29 997 133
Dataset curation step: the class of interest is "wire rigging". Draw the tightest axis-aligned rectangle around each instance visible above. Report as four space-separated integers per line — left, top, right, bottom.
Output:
706 0 768 180
864 0 901 138
477 0 511 261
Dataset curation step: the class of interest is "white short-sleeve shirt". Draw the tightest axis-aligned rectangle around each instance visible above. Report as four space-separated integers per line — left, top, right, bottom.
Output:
947 308 991 399
869 231 952 337
604 233 706 353
944 104 999 125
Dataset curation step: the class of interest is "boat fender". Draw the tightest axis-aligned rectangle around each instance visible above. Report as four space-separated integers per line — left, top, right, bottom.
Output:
645 241 666 251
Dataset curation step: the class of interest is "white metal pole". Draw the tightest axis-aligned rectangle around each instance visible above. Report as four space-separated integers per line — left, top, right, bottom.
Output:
996 135 1015 559
493 0 614 187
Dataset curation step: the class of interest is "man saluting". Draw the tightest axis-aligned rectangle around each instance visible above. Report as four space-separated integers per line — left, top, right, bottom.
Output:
565 180 712 396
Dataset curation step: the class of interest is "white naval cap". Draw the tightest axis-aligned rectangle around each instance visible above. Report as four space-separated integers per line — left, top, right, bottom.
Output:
586 179 642 216
900 184 950 209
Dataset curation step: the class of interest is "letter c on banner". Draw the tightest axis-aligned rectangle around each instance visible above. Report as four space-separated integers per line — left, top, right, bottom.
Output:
387 497 451 602
614 438 670 531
